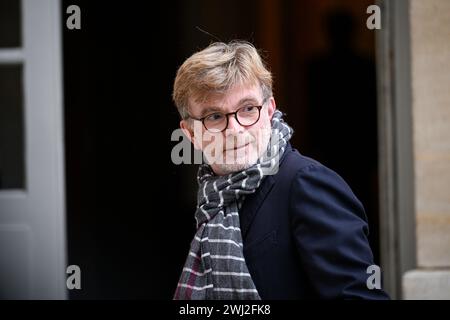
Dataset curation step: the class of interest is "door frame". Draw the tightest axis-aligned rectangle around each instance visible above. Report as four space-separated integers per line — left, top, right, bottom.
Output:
376 0 416 299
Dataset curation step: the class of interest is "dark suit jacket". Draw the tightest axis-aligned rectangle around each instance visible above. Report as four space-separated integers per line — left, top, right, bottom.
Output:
240 143 389 299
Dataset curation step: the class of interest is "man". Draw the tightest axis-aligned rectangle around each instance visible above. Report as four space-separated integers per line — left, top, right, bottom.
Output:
172 41 389 300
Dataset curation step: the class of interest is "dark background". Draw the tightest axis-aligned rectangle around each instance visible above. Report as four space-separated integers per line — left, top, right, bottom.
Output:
63 0 378 299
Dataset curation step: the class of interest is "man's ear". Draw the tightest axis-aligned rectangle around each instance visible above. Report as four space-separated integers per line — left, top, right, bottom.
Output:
267 96 276 119
180 119 202 150
180 119 193 142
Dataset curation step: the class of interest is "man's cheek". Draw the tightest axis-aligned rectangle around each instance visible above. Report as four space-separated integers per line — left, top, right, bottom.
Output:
202 134 225 161
191 121 206 150
201 132 222 149
256 127 272 154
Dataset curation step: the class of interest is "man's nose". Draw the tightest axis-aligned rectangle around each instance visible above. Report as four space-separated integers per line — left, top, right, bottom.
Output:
225 115 243 135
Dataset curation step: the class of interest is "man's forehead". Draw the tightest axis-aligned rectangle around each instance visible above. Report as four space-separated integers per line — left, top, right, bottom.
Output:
190 85 262 110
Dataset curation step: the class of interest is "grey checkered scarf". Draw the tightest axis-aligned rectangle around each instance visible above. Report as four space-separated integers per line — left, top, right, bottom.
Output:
174 110 293 300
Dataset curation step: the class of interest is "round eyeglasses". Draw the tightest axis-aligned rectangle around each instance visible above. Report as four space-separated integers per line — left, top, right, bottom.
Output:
188 98 267 133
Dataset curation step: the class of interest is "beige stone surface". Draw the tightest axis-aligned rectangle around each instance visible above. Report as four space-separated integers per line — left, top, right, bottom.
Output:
403 270 450 300
410 0 450 267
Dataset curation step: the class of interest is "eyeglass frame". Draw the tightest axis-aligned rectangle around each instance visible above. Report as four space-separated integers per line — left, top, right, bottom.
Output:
186 97 269 133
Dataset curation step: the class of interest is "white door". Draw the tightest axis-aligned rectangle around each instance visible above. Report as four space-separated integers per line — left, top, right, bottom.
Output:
0 0 66 299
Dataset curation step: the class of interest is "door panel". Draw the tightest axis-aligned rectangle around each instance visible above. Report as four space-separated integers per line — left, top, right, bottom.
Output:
0 0 66 299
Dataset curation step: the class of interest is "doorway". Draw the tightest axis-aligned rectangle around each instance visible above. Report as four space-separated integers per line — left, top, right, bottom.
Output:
63 0 383 299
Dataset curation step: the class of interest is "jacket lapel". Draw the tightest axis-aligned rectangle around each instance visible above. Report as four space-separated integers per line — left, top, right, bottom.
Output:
239 174 275 240
239 143 293 240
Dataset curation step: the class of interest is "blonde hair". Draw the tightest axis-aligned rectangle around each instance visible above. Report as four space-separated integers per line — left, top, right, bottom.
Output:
172 41 273 119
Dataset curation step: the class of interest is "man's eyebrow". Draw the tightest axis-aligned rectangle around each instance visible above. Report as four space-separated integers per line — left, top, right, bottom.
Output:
199 96 260 118
236 96 260 106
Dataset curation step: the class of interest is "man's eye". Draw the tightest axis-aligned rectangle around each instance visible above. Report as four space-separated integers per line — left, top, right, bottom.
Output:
242 106 256 113
206 113 224 122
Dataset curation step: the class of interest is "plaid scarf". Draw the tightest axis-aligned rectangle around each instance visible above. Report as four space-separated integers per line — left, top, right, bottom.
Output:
174 110 293 300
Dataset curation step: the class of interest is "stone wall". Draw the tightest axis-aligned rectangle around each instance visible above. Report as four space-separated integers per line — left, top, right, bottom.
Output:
403 0 450 299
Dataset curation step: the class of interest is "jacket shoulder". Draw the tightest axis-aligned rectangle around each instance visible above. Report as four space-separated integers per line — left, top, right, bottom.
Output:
280 146 324 174
278 145 367 226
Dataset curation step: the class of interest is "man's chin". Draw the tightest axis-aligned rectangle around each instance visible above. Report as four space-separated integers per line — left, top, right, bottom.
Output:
207 152 259 175
211 162 254 176
205 139 271 175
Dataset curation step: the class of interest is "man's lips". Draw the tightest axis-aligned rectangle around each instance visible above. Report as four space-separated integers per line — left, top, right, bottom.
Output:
224 142 251 152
